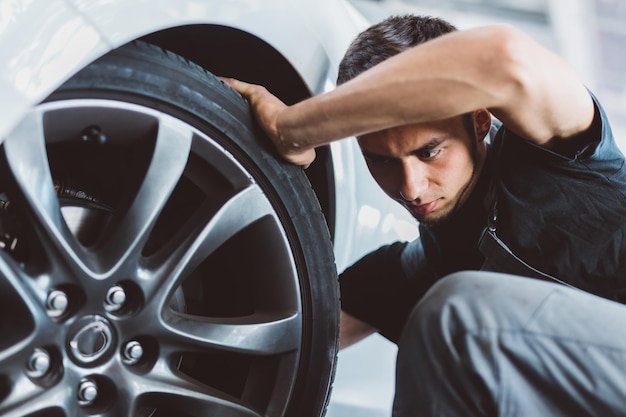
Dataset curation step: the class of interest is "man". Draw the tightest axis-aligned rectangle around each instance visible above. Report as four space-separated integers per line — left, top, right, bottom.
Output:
223 14 626 416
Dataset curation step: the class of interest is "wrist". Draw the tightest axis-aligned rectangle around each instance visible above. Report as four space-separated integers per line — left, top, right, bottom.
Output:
276 111 307 152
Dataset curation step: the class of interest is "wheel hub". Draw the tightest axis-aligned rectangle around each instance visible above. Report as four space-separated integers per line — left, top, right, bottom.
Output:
68 315 115 365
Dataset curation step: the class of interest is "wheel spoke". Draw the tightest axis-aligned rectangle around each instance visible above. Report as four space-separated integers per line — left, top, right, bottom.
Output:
132 365 263 417
160 309 302 355
0 380 74 417
143 184 275 305
100 116 192 270
0 252 41 365
2 109 86 272
0 250 41 323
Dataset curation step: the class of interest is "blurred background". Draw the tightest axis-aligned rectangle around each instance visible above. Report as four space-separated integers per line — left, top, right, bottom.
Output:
327 0 626 416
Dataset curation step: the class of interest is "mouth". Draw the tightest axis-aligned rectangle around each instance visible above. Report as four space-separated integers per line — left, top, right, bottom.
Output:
409 199 439 216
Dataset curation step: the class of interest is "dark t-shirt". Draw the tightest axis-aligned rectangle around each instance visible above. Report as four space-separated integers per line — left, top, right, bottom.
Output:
490 99 626 299
339 94 626 343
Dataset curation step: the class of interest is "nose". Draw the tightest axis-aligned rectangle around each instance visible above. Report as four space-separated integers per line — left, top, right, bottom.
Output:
399 157 428 202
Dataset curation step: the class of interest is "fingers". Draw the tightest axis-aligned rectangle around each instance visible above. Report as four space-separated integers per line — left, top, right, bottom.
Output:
218 76 240 88
220 77 269 101
218 76 236 85
220 77 277 109
286 148 317 169
219 76 251 96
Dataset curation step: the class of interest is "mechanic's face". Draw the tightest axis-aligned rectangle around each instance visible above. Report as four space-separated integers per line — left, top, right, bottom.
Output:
358 111 490 226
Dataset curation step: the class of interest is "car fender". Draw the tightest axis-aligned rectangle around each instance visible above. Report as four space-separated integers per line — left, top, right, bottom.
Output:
0 0 366 140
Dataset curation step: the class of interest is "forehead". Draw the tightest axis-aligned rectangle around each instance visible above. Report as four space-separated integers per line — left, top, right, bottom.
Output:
357 116 468 156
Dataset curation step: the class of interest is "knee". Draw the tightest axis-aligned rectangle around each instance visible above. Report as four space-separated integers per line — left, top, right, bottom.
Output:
421 271 491 307
413 270 497 317
400 271 519 344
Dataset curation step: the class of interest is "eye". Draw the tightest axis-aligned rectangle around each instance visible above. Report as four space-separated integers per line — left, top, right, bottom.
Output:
416 148 441 159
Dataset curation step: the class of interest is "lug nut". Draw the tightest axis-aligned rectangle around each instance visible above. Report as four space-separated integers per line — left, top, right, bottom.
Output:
122 340 144 365
77 378 98 406
104 285 126 312
80 125 107 144
26 348 51 378
46 290 68 317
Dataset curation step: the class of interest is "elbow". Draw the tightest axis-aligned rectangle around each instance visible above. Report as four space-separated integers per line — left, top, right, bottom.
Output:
483 24 534 97
487 24 530 63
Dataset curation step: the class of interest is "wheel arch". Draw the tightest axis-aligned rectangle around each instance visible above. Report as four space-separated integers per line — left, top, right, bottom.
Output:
141 24 336 241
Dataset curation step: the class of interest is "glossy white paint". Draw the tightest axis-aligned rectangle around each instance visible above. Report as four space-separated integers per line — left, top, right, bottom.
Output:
0 0 107 140
0 0 366 137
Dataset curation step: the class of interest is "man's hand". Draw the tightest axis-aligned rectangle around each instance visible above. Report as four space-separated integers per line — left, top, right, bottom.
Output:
220 77 316 168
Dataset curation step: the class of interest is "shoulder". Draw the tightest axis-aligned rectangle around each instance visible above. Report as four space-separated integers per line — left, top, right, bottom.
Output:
491 91 622 163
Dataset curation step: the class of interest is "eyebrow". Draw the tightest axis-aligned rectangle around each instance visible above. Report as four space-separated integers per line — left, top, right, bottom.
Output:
362 137 448 159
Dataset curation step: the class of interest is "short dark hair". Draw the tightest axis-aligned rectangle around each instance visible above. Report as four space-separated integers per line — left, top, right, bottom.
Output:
337 14 458 85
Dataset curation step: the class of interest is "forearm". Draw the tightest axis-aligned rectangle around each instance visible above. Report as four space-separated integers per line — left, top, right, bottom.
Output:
339 311 377 350
277 26 509 149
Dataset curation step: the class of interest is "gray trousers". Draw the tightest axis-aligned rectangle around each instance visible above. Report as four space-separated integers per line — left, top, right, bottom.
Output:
392 271 626 417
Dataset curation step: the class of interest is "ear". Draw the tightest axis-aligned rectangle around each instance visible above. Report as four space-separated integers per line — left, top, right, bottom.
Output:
473 109 492 141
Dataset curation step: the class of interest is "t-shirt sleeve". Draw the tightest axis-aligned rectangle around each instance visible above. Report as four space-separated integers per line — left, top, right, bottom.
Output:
339 238 438 343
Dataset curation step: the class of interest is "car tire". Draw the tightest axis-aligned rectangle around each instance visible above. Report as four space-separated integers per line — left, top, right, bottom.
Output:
0 41 338 417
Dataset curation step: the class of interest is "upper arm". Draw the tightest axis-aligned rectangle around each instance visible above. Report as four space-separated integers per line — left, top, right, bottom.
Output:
485 24 595 145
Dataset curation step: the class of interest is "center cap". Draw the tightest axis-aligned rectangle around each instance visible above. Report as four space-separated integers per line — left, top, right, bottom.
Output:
68 315 115 365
